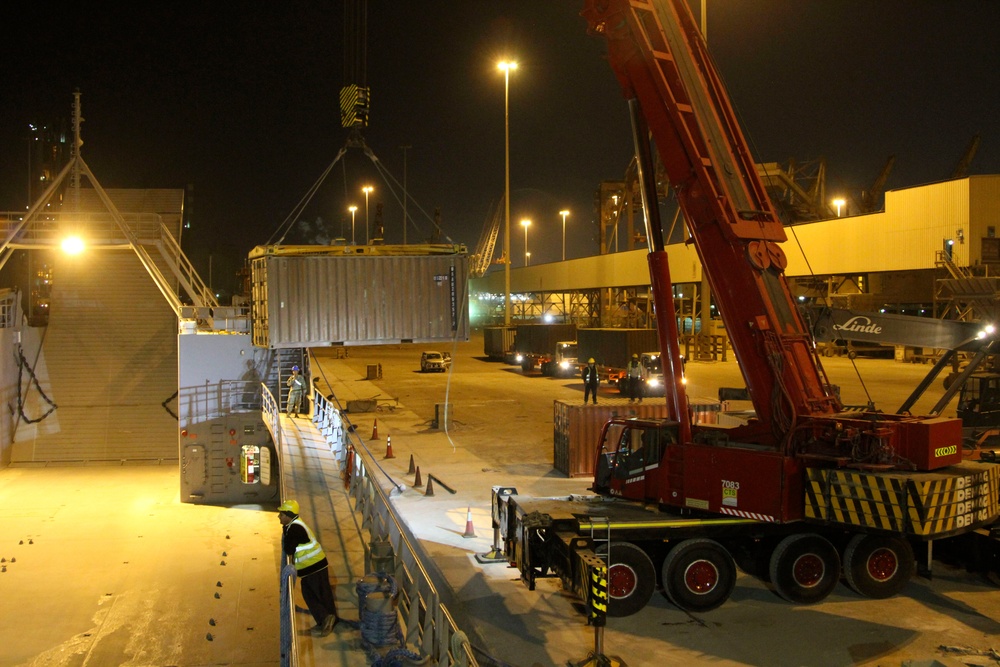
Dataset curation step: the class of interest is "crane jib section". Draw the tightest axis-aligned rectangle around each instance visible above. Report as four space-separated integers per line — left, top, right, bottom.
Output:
583 0 840 439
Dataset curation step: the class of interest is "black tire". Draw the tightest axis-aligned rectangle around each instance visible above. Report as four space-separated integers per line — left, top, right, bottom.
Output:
661 538 737 612
596 542 656 617
843 534 915 599
769 534 840 604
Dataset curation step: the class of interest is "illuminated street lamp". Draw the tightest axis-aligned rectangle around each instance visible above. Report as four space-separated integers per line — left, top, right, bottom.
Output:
348 205 358 245
521 218 531 267
498 59 517 325
362 185 373 244
61 235 85 255
832 198 846 217
559 209 569 261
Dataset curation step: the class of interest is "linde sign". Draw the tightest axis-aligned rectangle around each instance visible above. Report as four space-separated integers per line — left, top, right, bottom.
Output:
832 316 883 336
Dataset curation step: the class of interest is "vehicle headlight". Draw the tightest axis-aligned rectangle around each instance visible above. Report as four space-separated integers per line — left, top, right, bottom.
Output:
647 378 660 387
560 361 569 369
515 354 523 363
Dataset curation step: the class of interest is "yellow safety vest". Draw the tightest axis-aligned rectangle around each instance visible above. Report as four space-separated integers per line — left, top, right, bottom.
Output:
290 518 326 570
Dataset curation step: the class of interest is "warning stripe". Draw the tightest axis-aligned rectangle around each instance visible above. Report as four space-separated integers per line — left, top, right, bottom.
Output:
804 464 1000 538
717 507 777 522
339 84 370 128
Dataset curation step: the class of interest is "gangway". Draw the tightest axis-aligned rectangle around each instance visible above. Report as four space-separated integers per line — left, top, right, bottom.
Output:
0 92 216 315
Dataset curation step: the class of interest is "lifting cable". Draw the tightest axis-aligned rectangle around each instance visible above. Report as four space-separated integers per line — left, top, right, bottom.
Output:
161 390 179 420
15 341 57 425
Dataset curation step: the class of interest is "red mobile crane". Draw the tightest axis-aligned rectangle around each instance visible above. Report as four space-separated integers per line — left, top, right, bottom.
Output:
492 0 1000 617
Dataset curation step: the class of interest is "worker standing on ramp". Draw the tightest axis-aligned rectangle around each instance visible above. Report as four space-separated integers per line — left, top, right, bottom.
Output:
286 366 308 417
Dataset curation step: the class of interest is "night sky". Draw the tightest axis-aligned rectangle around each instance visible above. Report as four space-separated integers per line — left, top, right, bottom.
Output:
2 2 999 297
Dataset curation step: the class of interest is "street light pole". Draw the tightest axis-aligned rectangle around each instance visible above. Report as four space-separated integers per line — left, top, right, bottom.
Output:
362 185 373 244
521 218 531 267
832 198 845 217
349 205 358 245
499 60 517 325
559 209 569 261
400 145 411 245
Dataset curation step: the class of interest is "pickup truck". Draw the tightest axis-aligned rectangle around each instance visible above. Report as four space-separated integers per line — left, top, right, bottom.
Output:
419 351 451 372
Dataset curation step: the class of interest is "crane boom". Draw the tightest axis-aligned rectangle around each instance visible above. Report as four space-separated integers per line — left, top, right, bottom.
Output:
583 0 839 449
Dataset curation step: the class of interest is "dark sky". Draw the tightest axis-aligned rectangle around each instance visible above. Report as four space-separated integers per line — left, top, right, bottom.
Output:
2 2 999 295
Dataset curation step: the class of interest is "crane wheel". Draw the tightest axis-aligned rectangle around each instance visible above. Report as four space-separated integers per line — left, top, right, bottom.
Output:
843 534 915 599
661 538 736 612
769 533 840 604
596 542 656 617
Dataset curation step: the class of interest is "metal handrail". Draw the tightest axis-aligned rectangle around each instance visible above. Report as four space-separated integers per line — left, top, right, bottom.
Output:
177 380 264 428
262 383 299 667
312 389 477 666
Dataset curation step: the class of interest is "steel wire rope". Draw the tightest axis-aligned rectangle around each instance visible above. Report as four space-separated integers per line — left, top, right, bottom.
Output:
15 341 58 424
440 275 471 452
267 149 346 246
361 144 456 244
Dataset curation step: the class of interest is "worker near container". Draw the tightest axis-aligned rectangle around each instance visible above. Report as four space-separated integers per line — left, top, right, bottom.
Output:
279 499 339 636
286 365 308 418
583 358 600 405
625 353 647 403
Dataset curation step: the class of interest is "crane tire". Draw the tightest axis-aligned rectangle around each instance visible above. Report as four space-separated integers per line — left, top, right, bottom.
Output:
596 542 656 617
661 538 736 612
843 534 914 599
769 533 840 604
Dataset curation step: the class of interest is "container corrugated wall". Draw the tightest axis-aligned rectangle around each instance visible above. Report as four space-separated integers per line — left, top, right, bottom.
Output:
483 326 515 359
514 323 577 354
553 398 721 477
553 399 671 477
578 328 659 369
253 253 469 348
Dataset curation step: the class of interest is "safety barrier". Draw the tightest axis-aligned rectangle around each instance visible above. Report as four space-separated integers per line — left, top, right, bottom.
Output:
262 384 299 667
312 388 478 667
0 289 17 328
177 380 264 428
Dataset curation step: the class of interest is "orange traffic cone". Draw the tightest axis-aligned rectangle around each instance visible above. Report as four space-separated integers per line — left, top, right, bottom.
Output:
462 506 476 538
425 476 435 497
407 454 415 474
384 435 395 459
413 466 423 488
371 419 380 440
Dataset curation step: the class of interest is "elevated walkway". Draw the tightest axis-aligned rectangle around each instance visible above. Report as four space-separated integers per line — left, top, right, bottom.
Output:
277 414 369 665
0 418 370 667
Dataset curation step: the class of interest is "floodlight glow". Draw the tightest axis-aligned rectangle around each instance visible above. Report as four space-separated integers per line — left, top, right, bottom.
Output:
61 236 85 255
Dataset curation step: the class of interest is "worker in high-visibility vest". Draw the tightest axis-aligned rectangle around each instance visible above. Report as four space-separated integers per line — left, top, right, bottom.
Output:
625 354 647 403
286 365 308 417
279 499 338 636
